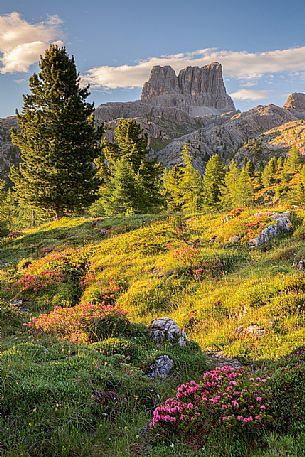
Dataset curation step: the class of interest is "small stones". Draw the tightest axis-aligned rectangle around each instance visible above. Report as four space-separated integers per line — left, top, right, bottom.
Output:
100 228 111 236
235 324 267 338
9 299 24 307
147 355 174 379
229 235 241 244
295 259 305 270
207 352 243 369
148 317 187 347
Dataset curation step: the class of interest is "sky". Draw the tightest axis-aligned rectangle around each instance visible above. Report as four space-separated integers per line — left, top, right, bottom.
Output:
1 0 305 117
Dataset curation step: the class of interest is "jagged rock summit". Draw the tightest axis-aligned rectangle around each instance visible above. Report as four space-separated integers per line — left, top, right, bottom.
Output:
284 92 305 112
141 62 235 116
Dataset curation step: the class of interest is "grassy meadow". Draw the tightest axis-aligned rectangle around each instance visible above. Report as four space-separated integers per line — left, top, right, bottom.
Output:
0 207 304 456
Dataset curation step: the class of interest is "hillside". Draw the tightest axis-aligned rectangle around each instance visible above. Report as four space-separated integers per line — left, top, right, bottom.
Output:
1 208 304 456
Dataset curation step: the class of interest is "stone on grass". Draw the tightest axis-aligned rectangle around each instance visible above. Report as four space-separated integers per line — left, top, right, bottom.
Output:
251 212 292 246
148 317 187 347
147 355 174 379
235 324 267 338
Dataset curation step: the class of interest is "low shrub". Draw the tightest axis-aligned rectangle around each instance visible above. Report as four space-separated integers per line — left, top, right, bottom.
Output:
90 337 138 359
25 302 129 343
270 363 305 432
150 366 271 441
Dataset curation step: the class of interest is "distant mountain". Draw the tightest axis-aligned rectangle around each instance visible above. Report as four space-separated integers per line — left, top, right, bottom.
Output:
0 116 19 180
2 64 305 179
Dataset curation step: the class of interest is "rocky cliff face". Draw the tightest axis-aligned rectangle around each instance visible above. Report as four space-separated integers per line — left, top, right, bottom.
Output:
141 63 235 115
150 104 300 170
0 116 19 179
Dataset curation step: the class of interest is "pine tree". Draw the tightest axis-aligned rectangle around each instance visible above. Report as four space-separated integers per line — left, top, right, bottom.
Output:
288 164 305 206
202 154 225 209
281 147 302 182
237 165 254 207
162 165 184 212
261 157 277 187
179 146 202 212
102 158 140 215
99 119 162 214
220 160 240 209
103 119 147 171
10 45 101 218
162 145 202 213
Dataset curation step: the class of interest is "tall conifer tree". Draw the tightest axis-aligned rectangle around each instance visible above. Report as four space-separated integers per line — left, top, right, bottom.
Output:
202 154 225 209
10 45 101 218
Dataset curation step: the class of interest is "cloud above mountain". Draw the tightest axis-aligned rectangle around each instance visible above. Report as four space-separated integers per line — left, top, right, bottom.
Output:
0 12 63 74
82 46 305 90
231 89 269 101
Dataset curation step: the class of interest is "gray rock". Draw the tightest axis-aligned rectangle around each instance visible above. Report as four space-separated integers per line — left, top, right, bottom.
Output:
148 317 187 347
296 260 305 270
251 212 292 246
229 235 241 244
284 92 305 112
141 63 235 114
9 299 24 307
147 355 174 379
235 324 267 338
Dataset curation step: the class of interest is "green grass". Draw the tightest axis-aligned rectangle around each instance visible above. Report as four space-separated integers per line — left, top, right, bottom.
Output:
0 208 304 455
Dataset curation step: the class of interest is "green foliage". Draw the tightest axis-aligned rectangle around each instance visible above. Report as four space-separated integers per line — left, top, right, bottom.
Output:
202 154 225 209
270 362 305 432
163 145 202 213
10 45 101 218
97 119 162 215
221 161 254 209
261 157 278 187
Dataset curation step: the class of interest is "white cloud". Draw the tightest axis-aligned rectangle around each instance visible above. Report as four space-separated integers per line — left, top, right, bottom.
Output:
231 89 269 101
82 46 305 89
0 12 63 74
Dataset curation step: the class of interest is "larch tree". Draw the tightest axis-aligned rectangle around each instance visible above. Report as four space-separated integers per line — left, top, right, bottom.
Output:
10 45 101 218
202 154 225 209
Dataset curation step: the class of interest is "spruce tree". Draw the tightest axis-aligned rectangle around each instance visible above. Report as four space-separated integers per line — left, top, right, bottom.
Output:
202 154 225 209
162 145 202 213
220 160 240 209
99 119 162 214
102 158 140 215
237 165 254 207
261 157 277 187
10 45 101 218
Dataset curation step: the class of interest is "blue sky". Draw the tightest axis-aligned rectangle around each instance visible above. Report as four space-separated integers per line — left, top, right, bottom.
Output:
1 0 305 116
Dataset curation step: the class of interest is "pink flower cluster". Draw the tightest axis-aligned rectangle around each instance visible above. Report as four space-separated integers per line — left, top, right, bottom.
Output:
18 270 64 293
150 366 271 433
24 302 127 343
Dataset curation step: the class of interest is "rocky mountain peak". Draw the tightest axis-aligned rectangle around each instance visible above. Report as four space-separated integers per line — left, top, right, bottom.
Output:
284 92 305 112
141 62 235 115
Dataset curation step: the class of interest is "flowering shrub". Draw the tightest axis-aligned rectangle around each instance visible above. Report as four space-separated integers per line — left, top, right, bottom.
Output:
24 302 129 343
18 270 65 293
150 366 271 437
168 243 201 267
168 243 225 278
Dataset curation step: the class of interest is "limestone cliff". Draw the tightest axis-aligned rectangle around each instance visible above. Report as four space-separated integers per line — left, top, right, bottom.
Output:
141 62 235 115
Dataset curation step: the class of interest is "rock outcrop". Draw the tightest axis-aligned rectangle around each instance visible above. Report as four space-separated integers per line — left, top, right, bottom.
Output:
284 92 305 112
147 355 174 379
148 317 187 347
152 104 298 170
0 116 19 179
250 212 292 246
141 63 235 115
